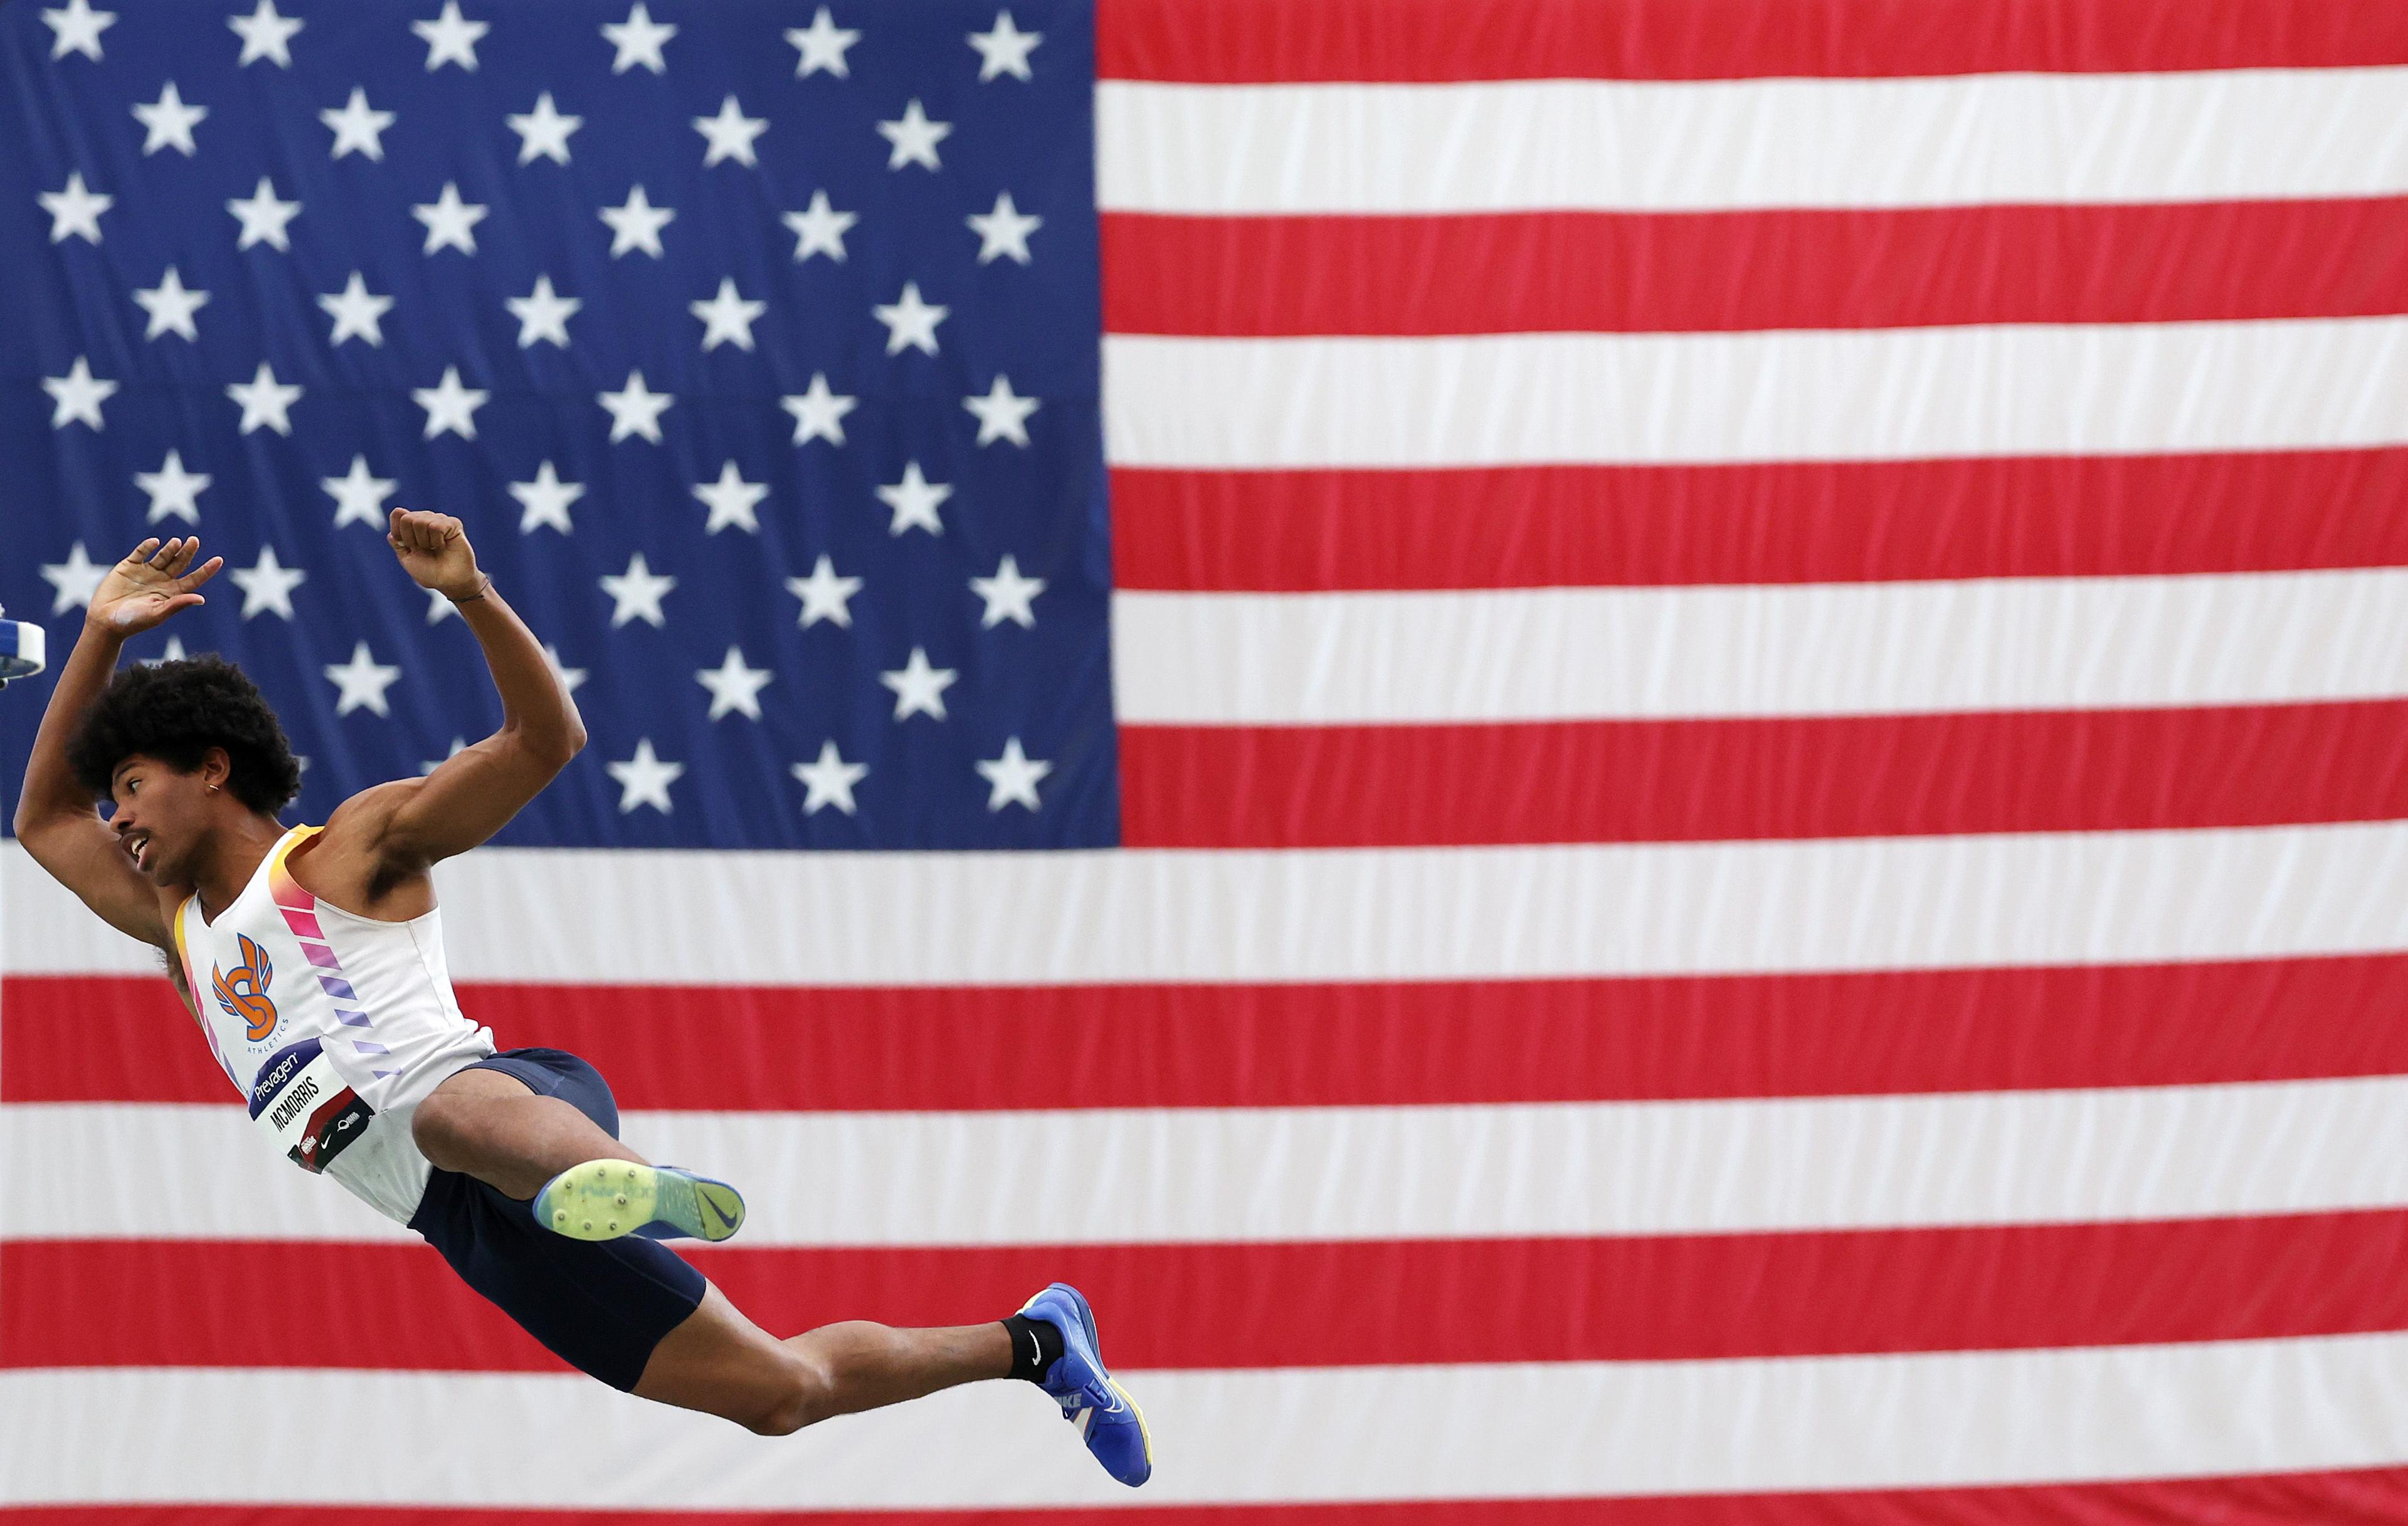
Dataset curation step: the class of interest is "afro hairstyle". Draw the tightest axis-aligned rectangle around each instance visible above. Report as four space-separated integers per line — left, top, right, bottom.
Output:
66 655 304 816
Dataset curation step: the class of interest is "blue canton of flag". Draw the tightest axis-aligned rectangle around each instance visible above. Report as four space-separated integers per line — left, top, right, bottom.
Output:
1 0 1116 850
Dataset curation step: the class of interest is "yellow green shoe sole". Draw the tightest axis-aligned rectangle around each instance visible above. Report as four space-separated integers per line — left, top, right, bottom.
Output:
533 1158 746 1243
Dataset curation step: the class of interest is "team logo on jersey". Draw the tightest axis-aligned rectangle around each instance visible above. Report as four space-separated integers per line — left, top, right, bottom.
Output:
213 933 278 1041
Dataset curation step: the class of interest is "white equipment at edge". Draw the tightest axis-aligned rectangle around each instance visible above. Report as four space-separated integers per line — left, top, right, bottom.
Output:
0 604 46 687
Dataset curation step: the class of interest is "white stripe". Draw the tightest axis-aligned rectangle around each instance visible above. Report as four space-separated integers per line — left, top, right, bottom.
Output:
11 821 2408 984
13 1335 2408 1504
1096 71 2408 214
1101 321 2408 468
14 1076 2408 1243
1111 570 2408 723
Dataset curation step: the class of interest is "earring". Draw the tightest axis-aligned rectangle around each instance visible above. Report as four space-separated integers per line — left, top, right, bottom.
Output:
207 783 220 792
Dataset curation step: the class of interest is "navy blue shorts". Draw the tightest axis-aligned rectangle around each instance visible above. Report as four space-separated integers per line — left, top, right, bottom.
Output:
406 1046 708 1392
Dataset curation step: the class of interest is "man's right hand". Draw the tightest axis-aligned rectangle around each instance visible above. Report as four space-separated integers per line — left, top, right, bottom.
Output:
87 537 223 637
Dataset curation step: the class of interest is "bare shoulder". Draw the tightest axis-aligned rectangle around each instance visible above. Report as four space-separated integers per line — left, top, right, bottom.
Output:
295 777 438 917
322 776 423 843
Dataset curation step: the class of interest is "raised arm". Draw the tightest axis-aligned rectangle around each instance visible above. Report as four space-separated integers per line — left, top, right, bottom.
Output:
369 508 586 870
12 537 221 947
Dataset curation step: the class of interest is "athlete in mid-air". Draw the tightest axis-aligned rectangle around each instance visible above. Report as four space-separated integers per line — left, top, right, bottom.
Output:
13 515 1150 1483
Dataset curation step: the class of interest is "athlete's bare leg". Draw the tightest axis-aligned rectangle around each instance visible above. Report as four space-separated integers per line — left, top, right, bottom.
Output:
415 1068 1019 1433
633 1282 1016 1434
412 1066 644 1199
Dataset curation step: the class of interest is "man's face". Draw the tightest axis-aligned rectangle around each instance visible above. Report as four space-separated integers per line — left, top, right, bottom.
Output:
108 751 219 885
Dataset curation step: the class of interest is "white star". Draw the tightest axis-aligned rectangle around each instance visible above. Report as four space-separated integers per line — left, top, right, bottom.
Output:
781 190 857 263
228 0 302 66
39 542 107 614
968 10 1041 80
599 552 674 628
411 1 487 70
876 461 951 535
135 449 211 525
412 181 487 255
967 190 1042 265
317 270 393 346
598 371 673 443
506 92 581 165
791 740 867 815
226 360 301 434
606 739 684 815
689 277 765 352
324 641 402 717
601 2 675 74
976 736 1052 811
509 460 584 535
506 273 579 347
599 184 674 258
785 554 862 628
695 645 773 720
872 282 948 355
880 646 957 721
544 643 588 695
40 171 112 245
132 266 209 340
421 737 468 774
424 583 460 624
786 6 858 75
970 554 1045 628
963 374 1038 446
149 633 191 665
692 460 768 534
780 373 857 446
877 99 951 171
321 455 396 530
226 177 302 251
413 365 488 439
692 95 768 168
42 0 115 60
43 355 117 430
134 82 208 157
230 545 306 620
319 87 394 160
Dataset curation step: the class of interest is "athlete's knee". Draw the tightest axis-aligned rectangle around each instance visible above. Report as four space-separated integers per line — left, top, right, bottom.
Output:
410 1087 474 1169
747 1352 840 1436
413 1068 541 1172
411 1076 509 1171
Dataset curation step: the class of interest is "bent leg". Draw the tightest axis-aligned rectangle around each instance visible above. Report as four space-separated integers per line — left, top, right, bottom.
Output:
414 1066 645 1201
635 1280 1013 1435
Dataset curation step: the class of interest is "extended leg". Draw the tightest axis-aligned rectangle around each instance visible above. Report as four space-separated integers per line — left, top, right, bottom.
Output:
633 1281 1013 1436
413 1067 644 1200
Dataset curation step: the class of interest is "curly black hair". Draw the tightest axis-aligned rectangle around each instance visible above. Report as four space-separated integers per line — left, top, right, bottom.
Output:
66 655 303 816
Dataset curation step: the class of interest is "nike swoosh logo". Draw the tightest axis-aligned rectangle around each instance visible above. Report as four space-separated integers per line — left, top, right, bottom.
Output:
1026 1326 1043 1369
697 1183 741 1234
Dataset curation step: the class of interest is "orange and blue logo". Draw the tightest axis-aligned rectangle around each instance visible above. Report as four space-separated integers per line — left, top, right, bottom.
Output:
212 933 278 1041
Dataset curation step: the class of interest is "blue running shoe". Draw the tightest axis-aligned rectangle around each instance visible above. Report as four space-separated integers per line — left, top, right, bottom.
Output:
1018 1282 1153 1487
533 1159 746 1243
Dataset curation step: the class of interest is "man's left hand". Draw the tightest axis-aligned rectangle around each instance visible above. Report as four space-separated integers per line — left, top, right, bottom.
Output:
387 508 482 601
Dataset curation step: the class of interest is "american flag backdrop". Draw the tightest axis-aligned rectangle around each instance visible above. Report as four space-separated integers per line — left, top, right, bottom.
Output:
9 0 2408 1516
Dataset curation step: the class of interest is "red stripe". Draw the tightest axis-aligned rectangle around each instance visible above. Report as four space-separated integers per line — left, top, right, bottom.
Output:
1096 0 2408 81
1108 449 2408 591
14 1211 2408 1371
13 954 2408 1110
13 1470 2408 1524
1103 201 2408 336
1120 702 2408 848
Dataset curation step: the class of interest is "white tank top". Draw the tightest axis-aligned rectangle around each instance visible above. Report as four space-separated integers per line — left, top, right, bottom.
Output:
170 824 497 1223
